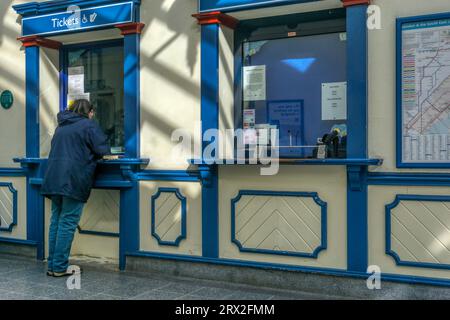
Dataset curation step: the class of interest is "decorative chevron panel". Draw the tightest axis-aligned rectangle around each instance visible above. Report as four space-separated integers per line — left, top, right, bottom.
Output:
386 195 450 270
151 188 187 246
78 189 120 237
231 190 327 258
0 183 17 233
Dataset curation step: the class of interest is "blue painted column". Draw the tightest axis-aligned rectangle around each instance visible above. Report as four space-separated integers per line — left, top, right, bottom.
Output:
20 36 61 261
200 22 220 258
116 23 145 270
24 44 44 260
193 12 238 258
343 0 369 273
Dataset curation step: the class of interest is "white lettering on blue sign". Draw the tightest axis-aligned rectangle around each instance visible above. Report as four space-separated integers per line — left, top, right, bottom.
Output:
22 2 134 37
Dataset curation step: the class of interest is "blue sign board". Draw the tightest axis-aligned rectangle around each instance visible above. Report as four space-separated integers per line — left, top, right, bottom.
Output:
22 2 134 37
199 0 321 12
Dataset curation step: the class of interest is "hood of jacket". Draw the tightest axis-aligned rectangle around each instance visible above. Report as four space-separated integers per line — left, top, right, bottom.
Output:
57 110 87 126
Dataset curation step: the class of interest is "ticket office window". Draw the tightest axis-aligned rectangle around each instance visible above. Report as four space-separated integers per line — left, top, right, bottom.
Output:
237 16 348 159
63 40 125 155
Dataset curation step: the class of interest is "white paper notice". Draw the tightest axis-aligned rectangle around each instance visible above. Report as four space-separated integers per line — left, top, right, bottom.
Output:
243 65 266 101
243 129 257 145
243 109 256 129
68 66 85 94
321 82 347 120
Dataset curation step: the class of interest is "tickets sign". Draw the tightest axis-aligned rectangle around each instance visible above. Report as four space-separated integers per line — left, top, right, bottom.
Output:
22 2 134 37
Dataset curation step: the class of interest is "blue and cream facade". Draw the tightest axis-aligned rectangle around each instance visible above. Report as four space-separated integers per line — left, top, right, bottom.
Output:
0 0 450 287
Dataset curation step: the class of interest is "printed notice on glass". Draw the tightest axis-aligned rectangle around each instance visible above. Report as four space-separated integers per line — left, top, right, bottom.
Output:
68 66 85 94
400 18 450 163
321 82 347 120
243 109 256 129
243 65 266 101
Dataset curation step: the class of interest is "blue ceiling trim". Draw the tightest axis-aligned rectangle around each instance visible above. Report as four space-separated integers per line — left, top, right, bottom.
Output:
14 0 141 17
199 0 324 13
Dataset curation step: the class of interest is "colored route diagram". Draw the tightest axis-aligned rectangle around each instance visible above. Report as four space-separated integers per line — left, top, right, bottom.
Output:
401 19 450 163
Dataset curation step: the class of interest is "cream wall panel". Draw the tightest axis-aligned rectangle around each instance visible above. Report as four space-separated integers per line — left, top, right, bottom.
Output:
0 177 26 240
140 0 201 170
235 195 322 254
45 191 120 261
40 48 60 158
71 232 119 261
368 0 450 173
0 1 27 167
219 166 346 269
369 186 450 280
0 184 15 230
219 25 235 160
391 201 450 265
71 190 119 260
78 189 120 234
153 192 183 243
140 181 202 256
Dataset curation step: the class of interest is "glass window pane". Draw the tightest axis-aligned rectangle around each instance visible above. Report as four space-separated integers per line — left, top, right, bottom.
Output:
242 32 347 158
67 44 124 154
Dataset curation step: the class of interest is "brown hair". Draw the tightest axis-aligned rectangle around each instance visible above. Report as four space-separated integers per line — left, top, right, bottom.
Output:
70 99 94 118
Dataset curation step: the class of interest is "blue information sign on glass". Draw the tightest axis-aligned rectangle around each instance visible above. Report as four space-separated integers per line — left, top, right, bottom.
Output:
22 2 134 37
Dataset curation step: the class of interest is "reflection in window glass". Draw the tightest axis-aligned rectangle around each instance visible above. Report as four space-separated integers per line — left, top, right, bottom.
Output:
67 44 124 154
242 33 347 158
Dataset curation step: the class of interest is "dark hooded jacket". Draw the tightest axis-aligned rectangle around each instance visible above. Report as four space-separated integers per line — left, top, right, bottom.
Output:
41 110 110 202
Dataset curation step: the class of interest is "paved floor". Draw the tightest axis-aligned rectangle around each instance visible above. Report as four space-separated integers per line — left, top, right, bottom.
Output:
0 254 345 300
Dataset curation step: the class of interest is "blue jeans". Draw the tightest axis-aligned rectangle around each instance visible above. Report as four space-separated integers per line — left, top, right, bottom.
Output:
47 196 84 273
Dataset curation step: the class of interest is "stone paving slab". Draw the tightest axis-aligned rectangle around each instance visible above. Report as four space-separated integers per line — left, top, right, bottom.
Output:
0 254 347 300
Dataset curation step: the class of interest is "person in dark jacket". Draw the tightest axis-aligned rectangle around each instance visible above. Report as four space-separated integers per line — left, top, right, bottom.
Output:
41 99 109 277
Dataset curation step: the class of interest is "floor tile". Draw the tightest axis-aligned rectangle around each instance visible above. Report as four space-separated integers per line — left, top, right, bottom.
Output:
131 289 184 300
158 282 204 295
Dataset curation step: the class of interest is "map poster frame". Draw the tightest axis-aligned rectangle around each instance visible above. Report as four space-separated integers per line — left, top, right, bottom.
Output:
397 12 450 168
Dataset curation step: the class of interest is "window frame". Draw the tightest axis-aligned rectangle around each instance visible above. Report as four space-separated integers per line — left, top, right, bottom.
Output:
60 38 125 154
396 12 450 168
233 9 347 159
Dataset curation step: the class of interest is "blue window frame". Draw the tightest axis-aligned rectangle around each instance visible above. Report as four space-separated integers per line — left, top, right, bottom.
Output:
396 12 450 168
60 39 125 155
234 9 348 159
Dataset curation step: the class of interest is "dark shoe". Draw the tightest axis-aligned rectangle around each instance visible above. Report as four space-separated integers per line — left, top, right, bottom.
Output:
52 271 72 278
46 270 54 277
52 265 83 277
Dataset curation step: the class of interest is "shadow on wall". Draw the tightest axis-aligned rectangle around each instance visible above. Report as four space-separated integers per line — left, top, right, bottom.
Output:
0 0 27 166
0 0 24 97
139 0 203 166
142 0 200 76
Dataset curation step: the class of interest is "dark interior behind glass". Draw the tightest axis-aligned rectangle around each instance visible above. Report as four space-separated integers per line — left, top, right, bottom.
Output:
66 42 124 154
240 18 347 158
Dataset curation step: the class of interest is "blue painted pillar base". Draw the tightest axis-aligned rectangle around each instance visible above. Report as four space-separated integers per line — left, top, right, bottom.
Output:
116 23 144 270
119 180 139 271
199 164 219 258
347 165 368 272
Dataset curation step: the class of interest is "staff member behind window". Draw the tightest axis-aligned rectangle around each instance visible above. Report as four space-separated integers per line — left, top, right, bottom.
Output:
41 99 110 277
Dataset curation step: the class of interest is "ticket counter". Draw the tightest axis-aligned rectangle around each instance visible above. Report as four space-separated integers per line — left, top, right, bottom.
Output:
0 0 450 289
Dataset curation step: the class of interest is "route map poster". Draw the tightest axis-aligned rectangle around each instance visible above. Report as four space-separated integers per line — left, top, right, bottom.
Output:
400 17 450 164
